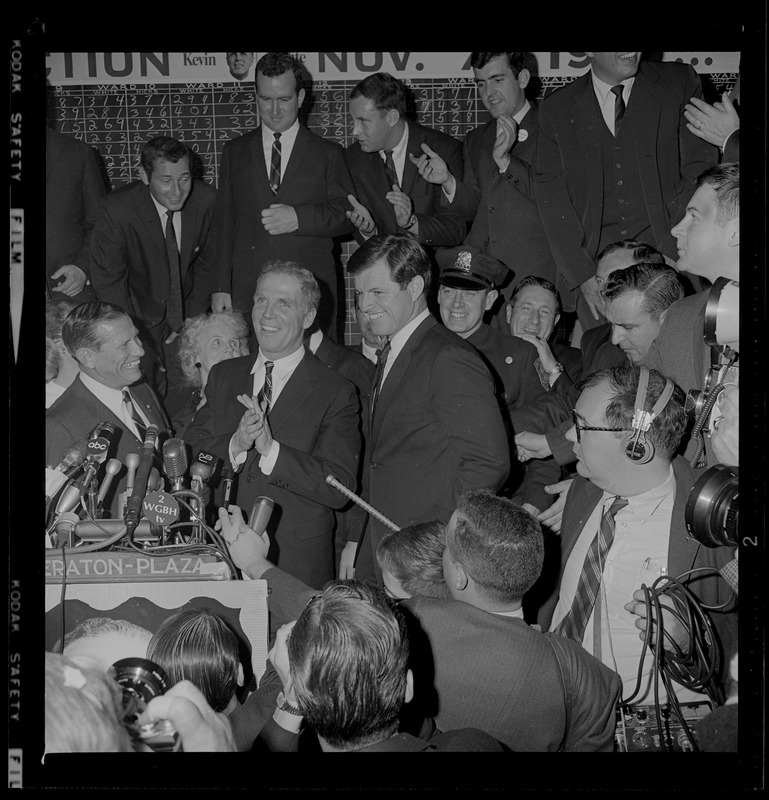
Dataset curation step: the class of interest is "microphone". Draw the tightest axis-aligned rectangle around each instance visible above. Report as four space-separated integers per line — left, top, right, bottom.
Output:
148 467 163 492
74 519 162 543
124 425 159 539
248 496 274 536
52 511 80 548
221 464 235 506
96 458 123 508
52 439 89 474
162 438 188 492
55 482 83 516
120 452 140 516
45 440 90 506
80 421 117 496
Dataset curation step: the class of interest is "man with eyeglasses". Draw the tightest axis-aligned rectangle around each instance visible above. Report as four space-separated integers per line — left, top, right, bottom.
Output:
537 362 736 705
343 233 510 585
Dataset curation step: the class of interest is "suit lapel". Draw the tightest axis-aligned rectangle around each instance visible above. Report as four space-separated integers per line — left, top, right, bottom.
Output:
266 350 313 436
401 122 422 196
276 125 308 197
251 128 271 195
138 185 169 259
179 195 198 278
625 64 661 158
571 73 606 231
371 316 435 444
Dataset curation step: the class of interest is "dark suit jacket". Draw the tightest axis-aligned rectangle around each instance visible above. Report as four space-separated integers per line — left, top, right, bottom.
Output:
451 105 555 291
534 61 718 307
45 375 171 518
354 315 510 583
261 566 621 752
184 348 361 588
46 127 107 301
537 457 737 685
212 126 355 333
89 180 218 327
345 121 466 247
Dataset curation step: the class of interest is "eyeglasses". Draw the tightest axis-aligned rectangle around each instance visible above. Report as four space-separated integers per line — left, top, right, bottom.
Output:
571 409 631 444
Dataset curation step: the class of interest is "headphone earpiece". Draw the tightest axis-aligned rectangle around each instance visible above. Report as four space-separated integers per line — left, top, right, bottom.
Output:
623 367 674 465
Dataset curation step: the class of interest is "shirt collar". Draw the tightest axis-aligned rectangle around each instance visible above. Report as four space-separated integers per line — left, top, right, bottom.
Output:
148 191 180 224
79 371 130 404
591 70 635 104
380 121 409 161
250 343 306 374
262 118 300 146
388 307 430 361
307 329 324 354
601 464 676 524
513 99 531 124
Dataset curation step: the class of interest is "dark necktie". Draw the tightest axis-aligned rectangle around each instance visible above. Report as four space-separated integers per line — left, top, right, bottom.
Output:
269 132 282 194
122 389 148 442
554 496 629 644
370 339 392 423
383 149 399 190
611 84 625 138
257 361 274 413
164 210 184 331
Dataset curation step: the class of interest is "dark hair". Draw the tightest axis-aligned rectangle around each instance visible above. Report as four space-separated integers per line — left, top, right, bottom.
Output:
349 72 407 118
603 263 684 320
596 239 665 266
146 609 241 713
376 520 451 599
470 52 526 77
510 275 562 316
256 260 321 314
288 581 409 750
45 652 134 753
578 363 687 461
346 233 432 295
139 136 190 177
696 162 739 225
448 490 544 604
255 52 305 94
61 301 130 358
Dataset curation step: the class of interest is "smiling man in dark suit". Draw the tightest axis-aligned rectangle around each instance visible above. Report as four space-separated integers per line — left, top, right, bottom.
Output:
345 234 509 584
46 301 171 519
344 72 466 250
185 262 361 588
89 136 217 404
211 52 355 338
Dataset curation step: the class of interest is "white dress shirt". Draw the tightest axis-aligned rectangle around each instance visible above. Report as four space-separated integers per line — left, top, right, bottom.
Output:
591 71 635 136
261 118 300 182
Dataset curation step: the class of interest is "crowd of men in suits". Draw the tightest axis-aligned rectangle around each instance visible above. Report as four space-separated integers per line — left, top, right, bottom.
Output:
45 51 741 754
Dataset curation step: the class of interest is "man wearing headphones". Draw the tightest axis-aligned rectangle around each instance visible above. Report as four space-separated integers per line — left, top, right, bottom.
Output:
537 363 736 705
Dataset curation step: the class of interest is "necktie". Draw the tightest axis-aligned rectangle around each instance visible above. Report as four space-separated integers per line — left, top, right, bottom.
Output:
555 496 629 644
370 339 392 423
611 84 625 137
383 149 399 190
269 132 282 194
123 389 148 442
257 361 274 413
164 210 184 331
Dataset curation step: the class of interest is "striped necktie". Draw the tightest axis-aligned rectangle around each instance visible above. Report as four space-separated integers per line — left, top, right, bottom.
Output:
269 132 282 194
383 149 399 190
555 495 628 643
610 84 625 137
257 361 274 413
122 389 148 442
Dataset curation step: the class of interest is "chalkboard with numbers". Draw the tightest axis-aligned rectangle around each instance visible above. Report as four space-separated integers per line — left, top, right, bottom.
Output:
47 68 738 343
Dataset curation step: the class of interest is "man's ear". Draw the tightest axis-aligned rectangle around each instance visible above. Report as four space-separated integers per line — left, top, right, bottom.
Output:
726 216 740 248
408 274 425 301
138 166 149 186
237 662 245 688
453 561 469 592
517 68 531 91
485 289 499 312
404 669 414 705
505 303 513 325
302 307 318 331
76 347 94 369
297 87 306 108
386 108 401 129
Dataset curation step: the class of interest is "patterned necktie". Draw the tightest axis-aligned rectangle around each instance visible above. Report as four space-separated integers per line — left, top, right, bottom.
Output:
383 149 399 190
257 361 274 412
164 210 184 331
269 132 282 194
122 389 148 442
555 495 629 644
611 84 626 137
370 339 392 422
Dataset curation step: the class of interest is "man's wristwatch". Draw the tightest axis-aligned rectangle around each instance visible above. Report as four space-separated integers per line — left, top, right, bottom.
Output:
403 213 418 231
547 362 564 377
276 690 303 716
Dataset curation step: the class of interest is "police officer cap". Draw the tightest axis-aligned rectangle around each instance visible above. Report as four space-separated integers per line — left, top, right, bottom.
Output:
437 246 509 290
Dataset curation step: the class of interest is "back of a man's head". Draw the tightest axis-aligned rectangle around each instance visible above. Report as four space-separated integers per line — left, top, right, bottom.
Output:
447 491 544 606
59 616 153 672
697 162 739 225
288 580 409 750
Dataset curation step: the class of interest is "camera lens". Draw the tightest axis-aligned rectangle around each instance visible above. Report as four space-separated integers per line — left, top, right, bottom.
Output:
685 465 739 548
112 657 169 705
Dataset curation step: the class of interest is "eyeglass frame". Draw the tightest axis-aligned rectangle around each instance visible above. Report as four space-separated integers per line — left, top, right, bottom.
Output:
570 408 632 444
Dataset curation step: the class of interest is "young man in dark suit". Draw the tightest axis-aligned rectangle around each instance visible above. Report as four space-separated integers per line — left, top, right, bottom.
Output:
88 136 217 404
211 52 355 338
185 262 361 588
344 234 510 584
534 52 717 319
344 72 466 250
46 301 171 519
